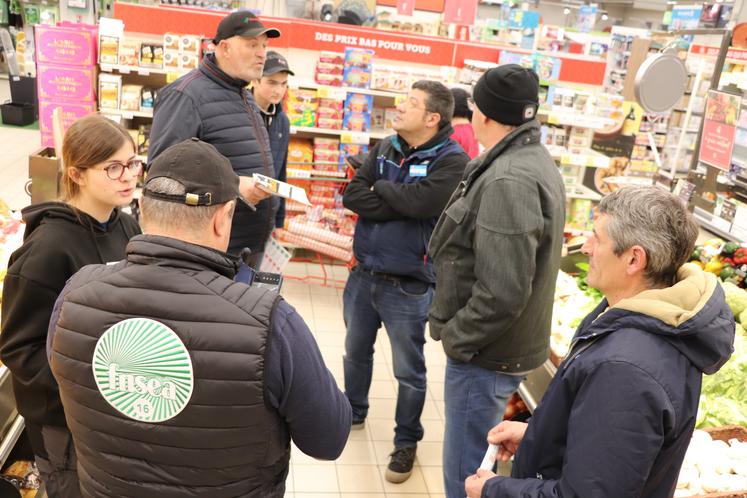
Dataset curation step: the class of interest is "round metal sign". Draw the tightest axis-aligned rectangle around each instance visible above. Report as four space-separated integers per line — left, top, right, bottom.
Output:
634 48 689 114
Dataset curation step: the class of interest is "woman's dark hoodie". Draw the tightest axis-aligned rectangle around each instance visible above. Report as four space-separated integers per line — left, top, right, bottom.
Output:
0 202 140 426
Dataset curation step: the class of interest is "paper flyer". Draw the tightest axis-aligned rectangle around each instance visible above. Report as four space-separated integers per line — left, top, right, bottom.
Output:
253 173 311 206
259 236 291 274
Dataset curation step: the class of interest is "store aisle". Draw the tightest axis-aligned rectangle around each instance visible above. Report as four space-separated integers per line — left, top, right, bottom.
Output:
281 262 447 498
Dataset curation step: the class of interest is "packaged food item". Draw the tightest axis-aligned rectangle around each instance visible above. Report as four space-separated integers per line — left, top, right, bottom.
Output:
137 124 151 156
319 51 344 64
99 73 122 110
318 98 344 111
343 113 371 132
388 69 409 92
343 48 374 89
286 89 318 127
315 73 343 86
313 149 341 163
316 118 343 130
288 138 314 164
384 107 399 130
163 32 180 51
180 35 201 54
315 62 344 75
120 84 143 111
141 87 156 111
372 65 391 90
139 43 164 68
345 93 373 114
164 51 180 70
99 35 120 64
118 39 140 66
179 53 199 70
313 137 340 151
371 107 385 130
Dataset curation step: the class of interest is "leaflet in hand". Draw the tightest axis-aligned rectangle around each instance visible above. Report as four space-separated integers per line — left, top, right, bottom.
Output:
253 173 311 206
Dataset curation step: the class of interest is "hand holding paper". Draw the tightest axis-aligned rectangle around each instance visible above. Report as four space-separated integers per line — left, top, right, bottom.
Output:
253 173 311 206
239 176 272 205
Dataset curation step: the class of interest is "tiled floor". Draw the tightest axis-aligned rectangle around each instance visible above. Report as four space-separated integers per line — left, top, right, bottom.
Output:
281 262 447 498
0 77 449 496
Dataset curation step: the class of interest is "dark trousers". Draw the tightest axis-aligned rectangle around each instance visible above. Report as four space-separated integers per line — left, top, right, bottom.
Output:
26 423 82 498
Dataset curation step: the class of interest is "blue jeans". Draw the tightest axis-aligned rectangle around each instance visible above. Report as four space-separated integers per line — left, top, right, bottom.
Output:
343 267 433 448
443 357 523 498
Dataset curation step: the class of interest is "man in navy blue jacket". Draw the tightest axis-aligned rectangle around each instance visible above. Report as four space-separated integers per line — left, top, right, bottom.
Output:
465 186 735 498
343 80 468 484
252 51 292 233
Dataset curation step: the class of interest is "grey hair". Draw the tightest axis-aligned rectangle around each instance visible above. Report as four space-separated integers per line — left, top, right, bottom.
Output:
597 186 699 287
140 177 225 234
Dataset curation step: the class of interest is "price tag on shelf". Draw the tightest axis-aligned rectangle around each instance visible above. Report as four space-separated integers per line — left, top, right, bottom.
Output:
166 73 181 84
137 68 150 76
122 112 134 120
317 86 348 101
289 126 298 135
287 168 312 179
340 131 370 145
547 113 561 126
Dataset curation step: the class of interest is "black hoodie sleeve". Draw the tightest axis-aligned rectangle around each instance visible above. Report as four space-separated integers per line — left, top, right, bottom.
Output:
0 273 63 415
372 151 467 220
342 143 404 222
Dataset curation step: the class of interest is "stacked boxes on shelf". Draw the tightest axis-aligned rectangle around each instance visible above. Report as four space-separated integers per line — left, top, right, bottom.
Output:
163 33 201 72
315 51 344 87
286 89 318 127
313 137 342 176
342 48 374 89
343 93 373 132
316 98 344 130
35 24 98 148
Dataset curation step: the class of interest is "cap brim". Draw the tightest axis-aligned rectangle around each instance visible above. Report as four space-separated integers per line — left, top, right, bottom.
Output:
237 27 281 39
263 66 295 76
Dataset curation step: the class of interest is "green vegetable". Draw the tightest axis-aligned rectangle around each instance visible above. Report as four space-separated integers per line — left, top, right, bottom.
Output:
691 248 702 261
722 241 740 257
696 332 747 428
574 262 604 301
722 281 747 316
720 266 737 281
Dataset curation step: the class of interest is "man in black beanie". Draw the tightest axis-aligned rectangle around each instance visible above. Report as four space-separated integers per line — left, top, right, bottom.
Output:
428 64 566 498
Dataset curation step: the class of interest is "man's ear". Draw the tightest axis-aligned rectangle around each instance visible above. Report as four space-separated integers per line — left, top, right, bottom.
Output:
627 245 648 277
426 112 441 129
213 200 236 239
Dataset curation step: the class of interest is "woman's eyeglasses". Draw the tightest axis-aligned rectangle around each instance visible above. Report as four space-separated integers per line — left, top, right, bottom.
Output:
101 159 143 180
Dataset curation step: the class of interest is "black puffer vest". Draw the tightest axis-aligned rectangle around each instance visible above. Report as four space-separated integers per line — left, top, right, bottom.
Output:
51 235 289 497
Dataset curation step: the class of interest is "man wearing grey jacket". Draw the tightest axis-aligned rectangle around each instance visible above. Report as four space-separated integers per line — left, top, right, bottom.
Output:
428 65 566 498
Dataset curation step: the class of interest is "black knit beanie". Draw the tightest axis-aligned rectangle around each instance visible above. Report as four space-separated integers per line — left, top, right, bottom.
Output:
473 64 540 126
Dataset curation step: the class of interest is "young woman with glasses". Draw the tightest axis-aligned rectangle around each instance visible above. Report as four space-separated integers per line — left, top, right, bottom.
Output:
0 114 142 497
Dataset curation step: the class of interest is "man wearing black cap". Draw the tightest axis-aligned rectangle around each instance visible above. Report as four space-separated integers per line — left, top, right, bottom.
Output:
48 139 352 497
428 64 566 498
252 51 293 231
149 11 282 265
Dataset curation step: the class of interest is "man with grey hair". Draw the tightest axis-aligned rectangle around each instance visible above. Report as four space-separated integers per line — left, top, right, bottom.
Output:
465 186 735 498
48 139 351 497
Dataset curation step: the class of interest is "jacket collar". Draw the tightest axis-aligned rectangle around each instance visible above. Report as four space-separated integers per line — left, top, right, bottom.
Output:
392 123 455 160
126 234 240 279
200 54 249 92
460 120 541 195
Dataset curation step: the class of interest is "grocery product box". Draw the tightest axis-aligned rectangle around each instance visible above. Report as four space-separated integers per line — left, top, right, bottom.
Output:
345 93 373 114
384 108 398 130
37 64 95 102
287 89 318 128
120 85 143 111
35 25 97 66
164 51 180 70
288 138 314 164
99 73 122 110
28 147 62 204
164 33 180 51
99 35 120 64
180 35 201 54
313 137 340 151
313 149 341 164
38 100 96 139
343 48 374 89
340 143 369 165
319 51 344 65
139 43 164 69
119 39 140 66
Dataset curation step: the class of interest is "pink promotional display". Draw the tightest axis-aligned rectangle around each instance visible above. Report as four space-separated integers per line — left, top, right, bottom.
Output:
34 24 98 147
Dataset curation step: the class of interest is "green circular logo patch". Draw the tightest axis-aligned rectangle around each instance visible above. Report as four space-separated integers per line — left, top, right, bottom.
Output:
92 318 194 423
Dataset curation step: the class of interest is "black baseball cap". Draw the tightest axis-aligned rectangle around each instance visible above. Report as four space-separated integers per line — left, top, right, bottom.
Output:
263 51 294 76
143 138 254 210
213 11 281 44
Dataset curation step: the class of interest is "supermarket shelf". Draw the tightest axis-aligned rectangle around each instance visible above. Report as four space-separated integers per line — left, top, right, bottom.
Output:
292 80 406 99
100 62 189 76
565 184 602 201
538 109 617 130
290 126 390 140
103 108 154 119
0 365 22 469
548 148 611 168
694 206 742 243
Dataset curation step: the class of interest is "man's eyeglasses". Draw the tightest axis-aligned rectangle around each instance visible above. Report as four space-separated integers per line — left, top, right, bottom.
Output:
100 159 143 180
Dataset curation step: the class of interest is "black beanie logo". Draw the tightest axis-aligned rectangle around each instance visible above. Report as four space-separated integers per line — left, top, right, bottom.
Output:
523 105 536 120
